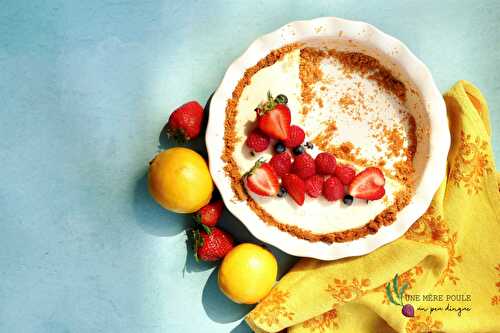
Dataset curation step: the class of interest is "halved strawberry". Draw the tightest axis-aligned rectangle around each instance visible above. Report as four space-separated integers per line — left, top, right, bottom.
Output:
256 92 291 140
282 173 305 206
348 167 386 200
244 159 280 196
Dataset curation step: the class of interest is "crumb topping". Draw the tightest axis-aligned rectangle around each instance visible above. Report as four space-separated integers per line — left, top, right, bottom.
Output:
222 43 416 243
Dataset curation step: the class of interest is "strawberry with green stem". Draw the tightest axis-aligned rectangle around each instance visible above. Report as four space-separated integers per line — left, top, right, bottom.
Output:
192 227 234 262
193 201 223 234
243 158 280 196
255 91 291 140
386 273 414 317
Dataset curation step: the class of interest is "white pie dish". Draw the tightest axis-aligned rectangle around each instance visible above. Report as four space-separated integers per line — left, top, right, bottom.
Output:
206 17 449 260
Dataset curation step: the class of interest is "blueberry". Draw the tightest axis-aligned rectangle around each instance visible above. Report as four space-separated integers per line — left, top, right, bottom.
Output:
293 145 305 155
274 94 288 105
274 142 286 153
277 186 287 197
343 194 353 206
305 141 314 149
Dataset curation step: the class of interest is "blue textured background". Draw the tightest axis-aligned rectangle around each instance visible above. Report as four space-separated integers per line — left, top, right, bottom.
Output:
1 1 499 332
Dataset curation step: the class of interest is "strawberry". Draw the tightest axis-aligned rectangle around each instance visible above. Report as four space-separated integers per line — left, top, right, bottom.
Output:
305 175 324 198
166 101 204 141
334 164 356 185
245 129 270 152
193 227 234 262
323 176 345 201
256 92 291 140
283 125 305 148
292 153 316 179
244 159 280 196
315 152 337 175
282 173 305 205
269 152 292 178
348 167 386 200
194 201 223 233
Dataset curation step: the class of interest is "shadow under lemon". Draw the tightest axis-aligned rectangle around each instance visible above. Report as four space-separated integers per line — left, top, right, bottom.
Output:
133 171 191 237
132 94 214 236
134 92 298 327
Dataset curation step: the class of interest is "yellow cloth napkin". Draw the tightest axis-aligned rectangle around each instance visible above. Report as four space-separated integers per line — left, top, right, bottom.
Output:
246 81 500 333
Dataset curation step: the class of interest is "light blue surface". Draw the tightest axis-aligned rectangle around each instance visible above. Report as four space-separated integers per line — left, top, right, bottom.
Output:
1 1 499 332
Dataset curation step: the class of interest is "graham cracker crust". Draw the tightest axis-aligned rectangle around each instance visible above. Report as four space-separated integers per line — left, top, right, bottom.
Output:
222 44 415 243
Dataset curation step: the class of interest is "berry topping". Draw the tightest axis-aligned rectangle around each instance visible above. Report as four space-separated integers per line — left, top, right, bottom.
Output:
244 159 280 196
277 186 287 198
283 125 305 148
334 164 356 185
281 174 305 206
256 92 291 140
193 227 234 262
269 152 292 178
274 94 288 105
342 194 354 206
166 101 204 141
292 145 305 155
245 129 270 152
274 142 286 153
315 152 337 175
323 176 345 201
292 153 316 179
305 175 324 198
305 141 314 149
348 167 386 200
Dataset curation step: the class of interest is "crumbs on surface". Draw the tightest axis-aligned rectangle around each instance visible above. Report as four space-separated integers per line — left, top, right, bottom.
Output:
316 97 324 108
223 43 416 243
299 48 324 116
339 94 355 107
386 128 405 158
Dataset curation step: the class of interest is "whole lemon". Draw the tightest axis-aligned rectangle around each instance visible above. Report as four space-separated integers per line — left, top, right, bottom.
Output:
218 243 278 304
148 147 213 213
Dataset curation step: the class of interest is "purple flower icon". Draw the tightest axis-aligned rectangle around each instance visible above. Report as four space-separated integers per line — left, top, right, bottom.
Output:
386 274 414 317
402 303 415 317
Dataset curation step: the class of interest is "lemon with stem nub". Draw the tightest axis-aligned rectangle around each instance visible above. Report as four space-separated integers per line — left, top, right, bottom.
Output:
218 243 278 304
148 147 213 213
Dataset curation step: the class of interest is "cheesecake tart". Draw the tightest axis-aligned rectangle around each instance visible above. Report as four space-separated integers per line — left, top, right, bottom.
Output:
207 17 449 259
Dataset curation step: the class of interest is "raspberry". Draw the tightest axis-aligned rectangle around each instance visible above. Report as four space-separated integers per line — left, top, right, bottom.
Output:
283 125 305 148
305 175 324 198
269 152 292 178
245 129 270 152
315 152 337 175
334 164 356 185
323 176 345 201
291 153 316 179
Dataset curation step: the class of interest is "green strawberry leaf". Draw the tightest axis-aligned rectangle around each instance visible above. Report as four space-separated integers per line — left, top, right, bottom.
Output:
243 157 266 178
201 224 211 234
193 214 212 234
192 229 203 262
